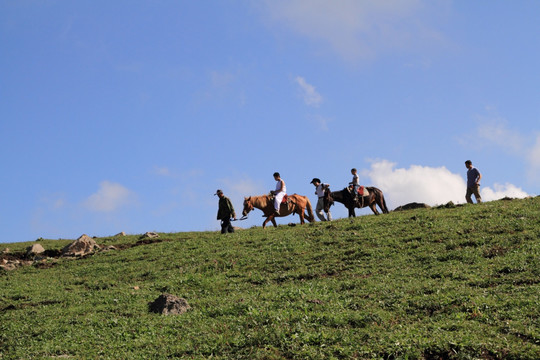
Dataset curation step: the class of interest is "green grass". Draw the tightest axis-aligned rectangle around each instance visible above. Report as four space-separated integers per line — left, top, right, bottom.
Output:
1 197 539 359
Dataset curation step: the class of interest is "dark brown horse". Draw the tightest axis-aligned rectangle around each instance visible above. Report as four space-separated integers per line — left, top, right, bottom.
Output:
323 185 389 217
242 194 315 228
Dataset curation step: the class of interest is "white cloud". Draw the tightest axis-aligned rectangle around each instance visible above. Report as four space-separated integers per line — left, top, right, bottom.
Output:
363 160 465 207
263 0 445 61
363 160 529 209
481 183 529 201
295 76 323 107
83 181 137 212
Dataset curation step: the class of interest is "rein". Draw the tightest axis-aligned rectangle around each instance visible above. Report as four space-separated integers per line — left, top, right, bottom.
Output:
231 215 248 221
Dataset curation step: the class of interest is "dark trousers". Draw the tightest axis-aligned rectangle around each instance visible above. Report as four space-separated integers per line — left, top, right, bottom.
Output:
466 185 482 204
220 218 234 234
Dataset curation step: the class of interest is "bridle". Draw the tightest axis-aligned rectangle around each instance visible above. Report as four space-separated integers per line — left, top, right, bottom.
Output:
242 198 254 216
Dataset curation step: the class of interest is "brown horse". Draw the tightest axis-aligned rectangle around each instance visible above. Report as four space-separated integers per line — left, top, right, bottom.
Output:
323 185 389 217
242 194 315 228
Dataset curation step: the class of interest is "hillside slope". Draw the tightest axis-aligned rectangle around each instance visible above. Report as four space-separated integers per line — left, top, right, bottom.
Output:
1 198 539 359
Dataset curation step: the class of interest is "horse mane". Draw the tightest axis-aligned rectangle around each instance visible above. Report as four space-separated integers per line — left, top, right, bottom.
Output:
248 194 272 209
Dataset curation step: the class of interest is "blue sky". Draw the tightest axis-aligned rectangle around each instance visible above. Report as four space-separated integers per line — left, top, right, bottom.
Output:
1 1 539 243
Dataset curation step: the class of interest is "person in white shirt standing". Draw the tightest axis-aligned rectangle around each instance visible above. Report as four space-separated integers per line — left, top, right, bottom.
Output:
272 172 286 215
310 178 332 221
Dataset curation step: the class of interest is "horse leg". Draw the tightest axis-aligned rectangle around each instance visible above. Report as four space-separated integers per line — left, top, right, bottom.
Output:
263 215 272 228
372 189 389 214
370 202 380 215
271 217 277 227
298 207 305 224
349 206 356 217
367 195 378 215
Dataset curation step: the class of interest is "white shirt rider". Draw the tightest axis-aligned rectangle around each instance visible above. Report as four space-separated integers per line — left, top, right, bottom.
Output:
273 172 286 213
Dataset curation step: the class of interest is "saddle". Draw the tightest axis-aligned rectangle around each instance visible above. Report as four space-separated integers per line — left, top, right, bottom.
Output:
351 186 369 207
269 192 289 204
357 186 369 197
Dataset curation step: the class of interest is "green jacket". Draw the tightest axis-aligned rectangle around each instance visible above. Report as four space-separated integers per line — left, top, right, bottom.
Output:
217 196 235 220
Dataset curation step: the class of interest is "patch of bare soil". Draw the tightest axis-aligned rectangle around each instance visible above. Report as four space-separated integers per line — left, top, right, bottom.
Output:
1 236 172 272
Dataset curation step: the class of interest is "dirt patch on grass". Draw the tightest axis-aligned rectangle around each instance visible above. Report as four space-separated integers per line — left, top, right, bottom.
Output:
1 236 172 272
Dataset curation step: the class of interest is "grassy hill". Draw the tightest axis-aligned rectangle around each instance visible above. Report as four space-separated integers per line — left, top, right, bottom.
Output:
1 197 539 359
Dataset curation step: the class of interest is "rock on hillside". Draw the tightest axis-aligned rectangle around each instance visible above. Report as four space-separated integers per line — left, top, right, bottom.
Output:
26 244 45 257
62 234 100 257
148 294 191 315
394 202 431 211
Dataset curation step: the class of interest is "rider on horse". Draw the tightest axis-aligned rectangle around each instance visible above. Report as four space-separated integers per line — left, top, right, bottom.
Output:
350 168 360 202
271 172 286 215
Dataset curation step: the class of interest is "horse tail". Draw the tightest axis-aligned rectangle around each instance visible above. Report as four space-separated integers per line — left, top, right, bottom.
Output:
373 187 389 214
381 194 389 214
305 197 315 222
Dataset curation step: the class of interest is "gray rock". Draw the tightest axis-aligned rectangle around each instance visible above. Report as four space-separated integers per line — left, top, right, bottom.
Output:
0 262 17 271
0 259 30 271
142 232 159 239
26 244 45 256
394 202 431 211
62 234 100 257
149 294 191 315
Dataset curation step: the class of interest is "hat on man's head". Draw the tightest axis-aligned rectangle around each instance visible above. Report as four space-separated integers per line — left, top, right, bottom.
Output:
310 178 321 184
214 189 223 196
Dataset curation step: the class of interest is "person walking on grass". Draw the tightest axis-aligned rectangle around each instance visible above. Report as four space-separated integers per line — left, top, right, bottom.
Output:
310 178 332 221
215 189 236 233
465 160 482 204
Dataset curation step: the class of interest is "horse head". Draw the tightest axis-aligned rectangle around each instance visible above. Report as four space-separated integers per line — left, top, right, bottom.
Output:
242 197 254 217
323 186 334 213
